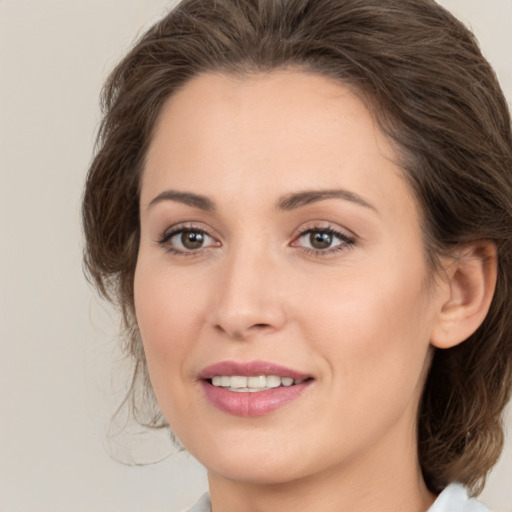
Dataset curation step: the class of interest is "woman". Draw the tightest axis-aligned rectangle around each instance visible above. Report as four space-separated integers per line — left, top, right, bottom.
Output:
82 0 512 510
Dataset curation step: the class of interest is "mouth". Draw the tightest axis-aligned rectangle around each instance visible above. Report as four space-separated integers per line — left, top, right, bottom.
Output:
198 361 314 416
207 375 309 392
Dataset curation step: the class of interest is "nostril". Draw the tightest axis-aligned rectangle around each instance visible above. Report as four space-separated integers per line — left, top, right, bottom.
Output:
214 324 246 341
214 322 272 340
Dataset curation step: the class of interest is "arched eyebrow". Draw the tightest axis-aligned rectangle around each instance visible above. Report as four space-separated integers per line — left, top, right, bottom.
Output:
276 189 377 212
147 188 377 213
148 190 216 211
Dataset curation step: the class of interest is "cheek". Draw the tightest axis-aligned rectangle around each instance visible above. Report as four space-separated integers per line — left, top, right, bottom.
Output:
133 261 211 430
133 262 202 380
300 262 434 397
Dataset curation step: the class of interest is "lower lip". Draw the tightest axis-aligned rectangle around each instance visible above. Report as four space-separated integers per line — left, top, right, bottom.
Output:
200 381 311 417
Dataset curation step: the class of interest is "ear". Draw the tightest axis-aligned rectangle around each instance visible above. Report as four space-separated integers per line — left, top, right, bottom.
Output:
430 242 497 349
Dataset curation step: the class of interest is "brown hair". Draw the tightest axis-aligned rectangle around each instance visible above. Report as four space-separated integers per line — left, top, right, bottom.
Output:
82 0 512 495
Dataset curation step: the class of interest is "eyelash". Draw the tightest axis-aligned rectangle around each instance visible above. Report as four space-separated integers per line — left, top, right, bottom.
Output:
156 223 356 257
157 223 218 257
291 224 356 257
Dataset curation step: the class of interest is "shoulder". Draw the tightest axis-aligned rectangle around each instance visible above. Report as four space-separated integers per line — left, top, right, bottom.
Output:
428 483 491 512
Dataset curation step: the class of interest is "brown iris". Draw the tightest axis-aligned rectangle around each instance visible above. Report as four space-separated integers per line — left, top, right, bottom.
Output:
181 230 205 249
309 231 333 250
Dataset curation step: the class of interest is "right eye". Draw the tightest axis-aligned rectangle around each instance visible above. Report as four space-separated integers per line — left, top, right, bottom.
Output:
158 227 219 254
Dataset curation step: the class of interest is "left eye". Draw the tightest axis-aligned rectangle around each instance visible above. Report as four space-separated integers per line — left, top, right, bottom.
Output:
165 229 217 251
294 228 351 251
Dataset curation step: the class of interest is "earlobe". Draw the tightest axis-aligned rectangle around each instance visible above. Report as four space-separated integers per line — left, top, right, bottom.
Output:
430 242 497 350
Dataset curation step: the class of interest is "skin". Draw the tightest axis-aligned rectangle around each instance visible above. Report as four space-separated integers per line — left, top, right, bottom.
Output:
134 70 457 512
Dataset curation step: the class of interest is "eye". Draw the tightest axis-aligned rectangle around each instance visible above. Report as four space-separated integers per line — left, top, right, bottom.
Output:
158 226 219 254
291 226 355 254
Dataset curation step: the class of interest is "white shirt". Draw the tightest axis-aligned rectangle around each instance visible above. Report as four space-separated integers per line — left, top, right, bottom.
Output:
185 483 490 512
428 483 490 512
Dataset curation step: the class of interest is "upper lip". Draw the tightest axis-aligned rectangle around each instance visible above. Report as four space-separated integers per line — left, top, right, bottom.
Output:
199 360 311 380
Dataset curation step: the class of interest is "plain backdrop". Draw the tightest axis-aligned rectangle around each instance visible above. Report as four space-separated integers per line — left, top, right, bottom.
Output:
0 1 511 511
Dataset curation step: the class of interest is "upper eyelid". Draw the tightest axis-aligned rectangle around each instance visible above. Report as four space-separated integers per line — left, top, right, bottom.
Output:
161 222 217 238
293 221 356 238
297 228 353 241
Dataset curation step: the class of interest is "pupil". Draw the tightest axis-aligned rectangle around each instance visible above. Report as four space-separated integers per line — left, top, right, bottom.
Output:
182 231 204 249
310 231 332 249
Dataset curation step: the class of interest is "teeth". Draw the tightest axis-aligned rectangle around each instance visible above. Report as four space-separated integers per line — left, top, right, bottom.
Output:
247 376 266 388
266 375 281 388
210 375 305 391
230 376 248 388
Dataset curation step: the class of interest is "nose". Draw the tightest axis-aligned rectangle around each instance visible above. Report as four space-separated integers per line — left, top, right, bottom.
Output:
210 246 287 341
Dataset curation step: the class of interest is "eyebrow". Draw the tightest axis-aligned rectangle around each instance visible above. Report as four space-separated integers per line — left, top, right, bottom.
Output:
276 189 377 212
147 188 376 213
148 190 216 211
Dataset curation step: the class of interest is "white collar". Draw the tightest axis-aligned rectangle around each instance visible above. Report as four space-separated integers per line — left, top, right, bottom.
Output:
186 483 490 512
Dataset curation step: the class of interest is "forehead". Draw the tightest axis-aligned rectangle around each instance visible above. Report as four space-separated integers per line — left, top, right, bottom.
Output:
147 70 389 160
141 70 417 223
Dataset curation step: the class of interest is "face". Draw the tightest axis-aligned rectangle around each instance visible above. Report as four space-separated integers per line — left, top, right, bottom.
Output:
135 71 444 486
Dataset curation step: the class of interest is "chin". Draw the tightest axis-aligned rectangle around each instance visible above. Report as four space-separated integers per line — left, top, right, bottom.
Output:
184 431 326 486
206 455 308 486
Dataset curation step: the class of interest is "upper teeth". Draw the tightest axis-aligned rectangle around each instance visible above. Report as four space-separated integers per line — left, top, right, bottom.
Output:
211 375 303 391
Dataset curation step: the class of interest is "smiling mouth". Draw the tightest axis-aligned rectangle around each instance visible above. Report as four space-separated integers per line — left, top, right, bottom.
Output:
207 375 310 392
199 361 313 415
202 375 313 416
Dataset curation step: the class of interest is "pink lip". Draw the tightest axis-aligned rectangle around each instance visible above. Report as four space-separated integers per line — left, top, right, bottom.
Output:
198 360 313 417
199 360 310 380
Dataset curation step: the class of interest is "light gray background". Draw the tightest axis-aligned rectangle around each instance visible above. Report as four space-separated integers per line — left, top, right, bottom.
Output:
0 1 510 511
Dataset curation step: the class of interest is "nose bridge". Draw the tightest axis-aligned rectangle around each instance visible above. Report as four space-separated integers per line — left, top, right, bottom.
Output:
212 236 286 339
